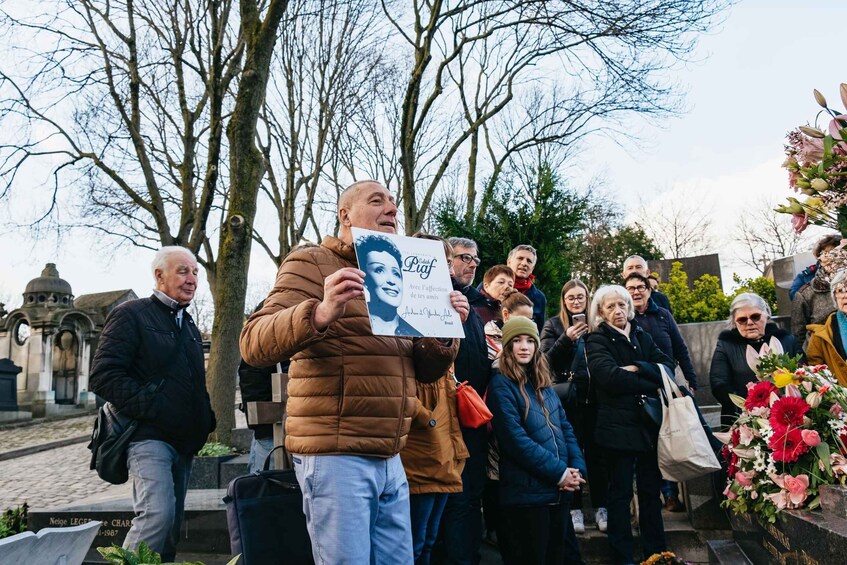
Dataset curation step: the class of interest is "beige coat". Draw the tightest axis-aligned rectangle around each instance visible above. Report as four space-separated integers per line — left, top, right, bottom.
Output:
401 368 469 494
806 313 847 387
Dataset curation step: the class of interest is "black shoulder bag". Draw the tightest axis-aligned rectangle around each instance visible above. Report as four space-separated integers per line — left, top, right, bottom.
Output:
88 402 139 485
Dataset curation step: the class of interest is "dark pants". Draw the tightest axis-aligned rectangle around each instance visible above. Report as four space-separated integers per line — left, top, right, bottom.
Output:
438 427 487 564
501 503 584 565
605 448 666 565
568 402 609 510
411 493 450 565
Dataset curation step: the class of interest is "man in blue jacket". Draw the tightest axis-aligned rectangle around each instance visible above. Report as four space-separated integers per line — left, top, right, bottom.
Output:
507 244 546 332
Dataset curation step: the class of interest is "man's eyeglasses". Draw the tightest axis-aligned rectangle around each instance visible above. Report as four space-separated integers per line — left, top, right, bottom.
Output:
565 296 586 303
735 313 763 325
625 285 648 293
456 253 481 266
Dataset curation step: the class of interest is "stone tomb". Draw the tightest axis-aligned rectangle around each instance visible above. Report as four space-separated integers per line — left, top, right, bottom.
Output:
710 484 847 564
28 490 231 563
26 373 291 562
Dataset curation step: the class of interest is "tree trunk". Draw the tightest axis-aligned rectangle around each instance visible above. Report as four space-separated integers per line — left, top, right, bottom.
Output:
205 0 288 445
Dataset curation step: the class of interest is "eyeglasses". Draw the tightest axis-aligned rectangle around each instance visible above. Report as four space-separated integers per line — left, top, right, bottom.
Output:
735 313 763 325
625 285 648 293
835 287 847 296
455 253 481 266
565 295 586 303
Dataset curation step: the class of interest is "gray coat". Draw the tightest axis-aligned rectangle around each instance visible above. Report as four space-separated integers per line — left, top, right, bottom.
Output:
791 276 835 347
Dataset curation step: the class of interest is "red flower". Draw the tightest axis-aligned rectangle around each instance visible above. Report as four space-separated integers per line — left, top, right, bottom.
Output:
745 381 777 410
730 428 740 447
768 427 809 463
727 452 739 478
769 396 809 430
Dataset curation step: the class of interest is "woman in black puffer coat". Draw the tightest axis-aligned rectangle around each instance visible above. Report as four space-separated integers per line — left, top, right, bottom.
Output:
710 292 801 429
585 285 674 565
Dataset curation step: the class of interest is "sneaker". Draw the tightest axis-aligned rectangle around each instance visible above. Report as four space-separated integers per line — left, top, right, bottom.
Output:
663 494 685 512
570 509 585 534
595 507 608 532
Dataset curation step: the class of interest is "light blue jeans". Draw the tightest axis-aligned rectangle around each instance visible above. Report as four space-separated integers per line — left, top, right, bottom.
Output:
123 440 193 562
248 436 275 473
293 453 413 564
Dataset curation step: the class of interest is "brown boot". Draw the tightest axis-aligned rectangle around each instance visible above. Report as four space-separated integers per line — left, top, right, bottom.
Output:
663 494 685 512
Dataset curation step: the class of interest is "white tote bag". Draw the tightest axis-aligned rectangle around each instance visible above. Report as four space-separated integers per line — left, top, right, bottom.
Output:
656 365 721 482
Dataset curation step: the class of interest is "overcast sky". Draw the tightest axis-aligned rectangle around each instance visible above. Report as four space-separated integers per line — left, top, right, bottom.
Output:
1 0 845 309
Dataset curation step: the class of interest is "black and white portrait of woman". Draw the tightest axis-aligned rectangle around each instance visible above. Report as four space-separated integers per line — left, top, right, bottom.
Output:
356 233 423 337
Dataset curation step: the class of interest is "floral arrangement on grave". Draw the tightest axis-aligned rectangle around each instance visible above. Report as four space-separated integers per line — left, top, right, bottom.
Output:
777 83 847 280
719 353 847 523
641 551 691 565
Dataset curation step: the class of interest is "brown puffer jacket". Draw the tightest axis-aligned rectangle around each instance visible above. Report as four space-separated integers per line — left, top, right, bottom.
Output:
239 236 458 457
401 368 469 494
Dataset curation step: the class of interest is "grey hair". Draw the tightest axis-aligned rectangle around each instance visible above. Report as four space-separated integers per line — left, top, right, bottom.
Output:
152 246 196 277
589 285 635 330
830 269 847 304
447 237 478 252
727 292 771 328
507 244 537 261
623 255 648 269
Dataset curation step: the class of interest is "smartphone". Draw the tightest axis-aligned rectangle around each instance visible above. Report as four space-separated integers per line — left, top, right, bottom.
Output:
572 313 586 325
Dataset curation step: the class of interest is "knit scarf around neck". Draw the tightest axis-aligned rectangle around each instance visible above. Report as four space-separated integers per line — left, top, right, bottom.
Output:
837 311 847 356
514 274 535 293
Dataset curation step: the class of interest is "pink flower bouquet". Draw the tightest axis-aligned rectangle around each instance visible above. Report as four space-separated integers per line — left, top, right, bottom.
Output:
720 354 847 523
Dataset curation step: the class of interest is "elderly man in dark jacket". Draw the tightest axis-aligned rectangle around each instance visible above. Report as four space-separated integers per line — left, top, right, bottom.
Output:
90 246 215 562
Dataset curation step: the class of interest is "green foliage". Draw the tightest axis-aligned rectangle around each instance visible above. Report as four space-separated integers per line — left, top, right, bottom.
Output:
197 442 235 457
98 542 164 564
756 352 803 376
0 503 28 539
731 273 778 315
435 163 587 316
97 542 240 565
570 220 663 292
663 262 782 323
663 262 730 323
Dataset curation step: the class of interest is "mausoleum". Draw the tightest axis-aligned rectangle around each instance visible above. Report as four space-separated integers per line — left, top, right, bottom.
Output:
0 263 136 417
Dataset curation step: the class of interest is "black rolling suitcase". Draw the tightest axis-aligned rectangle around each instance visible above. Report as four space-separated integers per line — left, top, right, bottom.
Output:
224 447 313 565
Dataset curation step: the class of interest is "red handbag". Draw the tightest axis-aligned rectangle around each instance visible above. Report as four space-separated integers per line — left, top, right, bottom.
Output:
453 371 493 428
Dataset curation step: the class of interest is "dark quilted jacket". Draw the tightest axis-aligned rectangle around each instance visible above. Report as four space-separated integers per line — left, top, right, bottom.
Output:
486 373 586 506
90 296 215 455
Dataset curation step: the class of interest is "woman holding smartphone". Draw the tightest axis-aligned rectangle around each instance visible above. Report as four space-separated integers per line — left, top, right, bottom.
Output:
540 279 608 534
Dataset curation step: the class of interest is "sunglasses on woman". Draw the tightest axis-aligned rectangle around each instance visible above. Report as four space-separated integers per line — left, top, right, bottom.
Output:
735 313 762 325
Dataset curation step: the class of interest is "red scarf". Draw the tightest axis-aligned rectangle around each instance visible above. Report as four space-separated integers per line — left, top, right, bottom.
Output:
514 274 535 293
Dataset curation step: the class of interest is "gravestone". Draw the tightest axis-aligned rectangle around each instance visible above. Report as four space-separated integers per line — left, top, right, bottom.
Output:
0 358 21 411
0 520 101 565
245 372 289 469
711 484 847 564
28 490 231 563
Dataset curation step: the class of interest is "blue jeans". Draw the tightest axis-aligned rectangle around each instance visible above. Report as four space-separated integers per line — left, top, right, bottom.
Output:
123 440 193 562
410 493 449 565
293 453 413 564
248 436 275 473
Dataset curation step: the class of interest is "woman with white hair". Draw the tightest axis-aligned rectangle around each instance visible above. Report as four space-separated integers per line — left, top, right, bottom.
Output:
806 270 847 386
709 292 800 428
585 285 674 565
